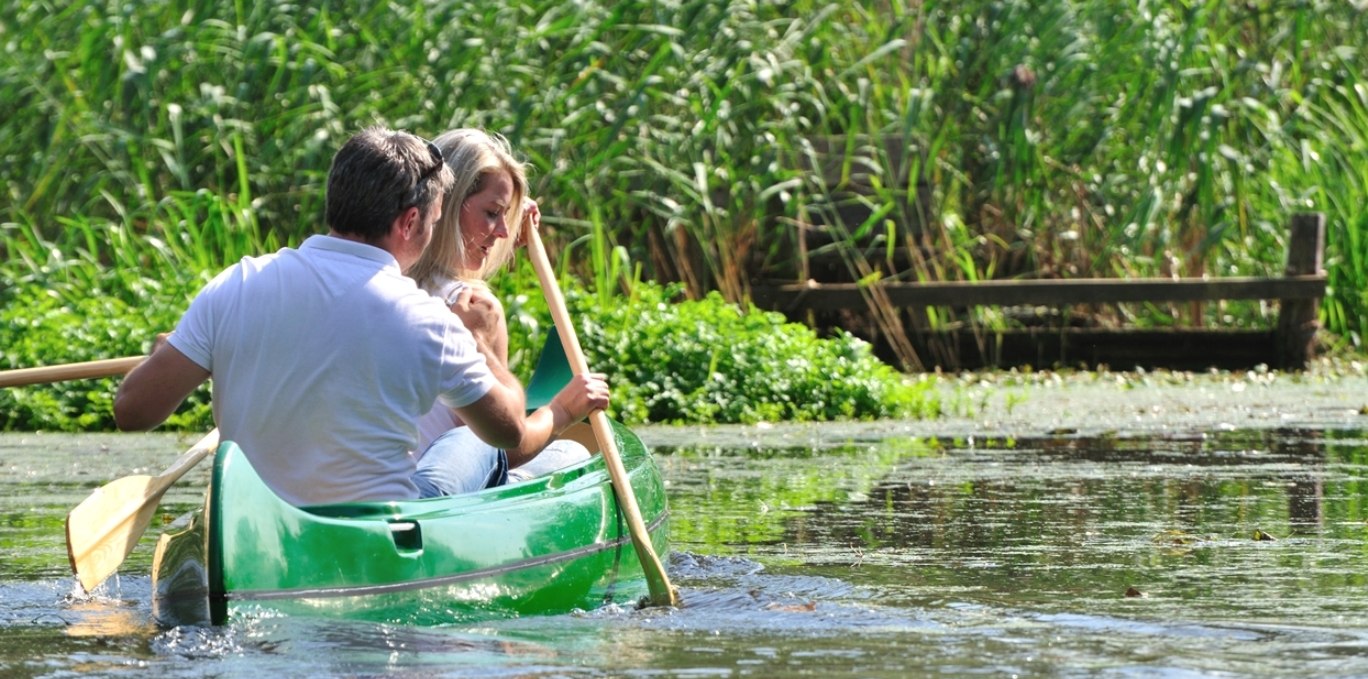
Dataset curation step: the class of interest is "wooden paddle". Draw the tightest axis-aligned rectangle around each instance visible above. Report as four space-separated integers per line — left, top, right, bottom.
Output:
0 355 219 593
66 428 220 593
525 228 680 608
0 356 144 388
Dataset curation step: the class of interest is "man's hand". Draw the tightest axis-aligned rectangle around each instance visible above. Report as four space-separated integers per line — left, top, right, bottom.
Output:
447 285 509 362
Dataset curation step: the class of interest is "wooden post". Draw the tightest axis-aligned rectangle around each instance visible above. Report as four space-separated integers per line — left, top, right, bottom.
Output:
1275 213 1325 370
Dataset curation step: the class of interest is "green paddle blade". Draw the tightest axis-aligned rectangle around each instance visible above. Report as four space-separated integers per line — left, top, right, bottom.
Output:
524 327 571 411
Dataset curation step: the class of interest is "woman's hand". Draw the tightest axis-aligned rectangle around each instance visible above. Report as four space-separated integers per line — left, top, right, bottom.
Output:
515 198 540 249
549 372 610 432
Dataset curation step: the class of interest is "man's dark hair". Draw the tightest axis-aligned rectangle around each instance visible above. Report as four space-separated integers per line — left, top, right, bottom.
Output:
325 126 455 241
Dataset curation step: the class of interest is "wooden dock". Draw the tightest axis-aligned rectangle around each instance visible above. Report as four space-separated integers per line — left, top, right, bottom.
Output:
751 213 1328 372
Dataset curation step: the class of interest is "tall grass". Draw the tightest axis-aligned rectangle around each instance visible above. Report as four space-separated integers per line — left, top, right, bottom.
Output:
771 0 1368 353
1 0 1365 363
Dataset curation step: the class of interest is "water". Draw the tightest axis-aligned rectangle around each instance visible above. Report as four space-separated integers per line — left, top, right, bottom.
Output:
3 374 1368 677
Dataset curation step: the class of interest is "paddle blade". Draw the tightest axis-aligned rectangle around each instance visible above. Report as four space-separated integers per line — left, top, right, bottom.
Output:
66 474 162 593
65 430 220 594
524 329 572 411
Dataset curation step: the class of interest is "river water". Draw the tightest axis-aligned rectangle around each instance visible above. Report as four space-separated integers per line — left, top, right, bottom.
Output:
3 370 1368 677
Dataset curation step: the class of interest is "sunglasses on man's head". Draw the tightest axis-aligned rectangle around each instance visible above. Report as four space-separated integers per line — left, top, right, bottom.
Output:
419 140 444 180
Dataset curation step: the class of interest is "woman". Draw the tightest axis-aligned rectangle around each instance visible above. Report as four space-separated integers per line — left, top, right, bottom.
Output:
407 128 607 492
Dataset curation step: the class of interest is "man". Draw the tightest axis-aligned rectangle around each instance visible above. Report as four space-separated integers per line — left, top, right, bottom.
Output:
114 126 527 506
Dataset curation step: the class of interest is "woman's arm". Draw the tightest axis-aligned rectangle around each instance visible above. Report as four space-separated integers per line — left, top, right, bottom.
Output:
505 372 609 467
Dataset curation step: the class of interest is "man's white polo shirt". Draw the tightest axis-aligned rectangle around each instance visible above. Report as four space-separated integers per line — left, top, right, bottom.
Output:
169 235 496 505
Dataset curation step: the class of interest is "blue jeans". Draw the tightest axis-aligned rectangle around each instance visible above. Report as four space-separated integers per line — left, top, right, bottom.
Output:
507 439 592 482
412 426 509 498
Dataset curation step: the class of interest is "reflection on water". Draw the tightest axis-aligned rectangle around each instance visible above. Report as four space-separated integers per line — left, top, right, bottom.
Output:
62 594 156 639
3 424 1368 676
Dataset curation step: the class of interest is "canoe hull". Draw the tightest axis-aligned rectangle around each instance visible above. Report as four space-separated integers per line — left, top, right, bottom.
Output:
152 421 669 626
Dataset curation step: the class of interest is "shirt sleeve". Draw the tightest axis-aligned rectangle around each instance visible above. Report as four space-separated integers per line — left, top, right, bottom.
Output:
167 267 234 372
434 313 498 409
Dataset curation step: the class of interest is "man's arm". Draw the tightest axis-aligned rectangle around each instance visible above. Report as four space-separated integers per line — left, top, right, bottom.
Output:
113 339 211 431
454 380 525 451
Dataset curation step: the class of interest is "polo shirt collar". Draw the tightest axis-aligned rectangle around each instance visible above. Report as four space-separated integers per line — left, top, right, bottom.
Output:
302 234 400 270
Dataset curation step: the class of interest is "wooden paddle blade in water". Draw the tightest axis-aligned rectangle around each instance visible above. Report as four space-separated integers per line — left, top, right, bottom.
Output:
66 474 164 592
66 430 220 593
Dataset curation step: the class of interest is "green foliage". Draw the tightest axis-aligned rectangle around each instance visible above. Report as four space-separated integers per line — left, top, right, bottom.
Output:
3 0 1364 427
1 258 932 430
4 0 1364 351
0 284 211 431
569 282 938 424
488 262 940 426
0 188 271 431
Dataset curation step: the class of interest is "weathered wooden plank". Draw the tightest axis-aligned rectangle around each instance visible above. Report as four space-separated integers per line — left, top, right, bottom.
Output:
884 328 1279 372
752 275 1327 311
755 212 1328 372
1275 213 1327 369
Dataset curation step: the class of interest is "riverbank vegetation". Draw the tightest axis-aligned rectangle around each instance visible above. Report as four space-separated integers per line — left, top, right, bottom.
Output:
0 250 938 430
2 1 1365 429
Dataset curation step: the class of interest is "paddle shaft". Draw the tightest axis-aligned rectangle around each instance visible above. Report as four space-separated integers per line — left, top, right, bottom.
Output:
0 356 144 388
525 229 679 607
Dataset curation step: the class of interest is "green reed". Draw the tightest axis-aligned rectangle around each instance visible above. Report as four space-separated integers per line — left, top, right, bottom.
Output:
2 0 1365 364
770 0 1367 354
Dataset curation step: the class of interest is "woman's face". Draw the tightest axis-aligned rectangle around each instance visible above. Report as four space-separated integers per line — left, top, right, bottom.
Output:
458 170 514 272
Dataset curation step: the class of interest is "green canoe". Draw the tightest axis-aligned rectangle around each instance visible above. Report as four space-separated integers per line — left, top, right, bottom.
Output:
150 335 670 626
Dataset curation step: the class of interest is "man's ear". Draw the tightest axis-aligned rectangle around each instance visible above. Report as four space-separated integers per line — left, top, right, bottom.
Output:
394 206 421 240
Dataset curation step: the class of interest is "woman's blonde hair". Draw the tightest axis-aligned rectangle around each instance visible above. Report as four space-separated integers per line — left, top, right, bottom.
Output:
407 128 527 288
